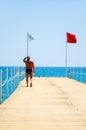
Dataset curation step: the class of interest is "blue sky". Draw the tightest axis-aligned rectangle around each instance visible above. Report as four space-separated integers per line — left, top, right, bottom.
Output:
0 0 86 67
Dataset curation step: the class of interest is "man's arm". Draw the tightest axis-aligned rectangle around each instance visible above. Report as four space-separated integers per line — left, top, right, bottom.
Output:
33 62 35 73
23 57 27 62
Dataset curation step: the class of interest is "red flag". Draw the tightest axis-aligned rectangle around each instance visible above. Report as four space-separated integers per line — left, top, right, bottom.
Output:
66 32 77 43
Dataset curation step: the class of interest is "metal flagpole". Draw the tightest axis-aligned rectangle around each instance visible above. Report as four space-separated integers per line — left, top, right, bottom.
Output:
66 41 67 77
27 32 28 56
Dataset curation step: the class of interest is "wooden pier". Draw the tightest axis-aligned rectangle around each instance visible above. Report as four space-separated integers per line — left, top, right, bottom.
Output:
0 77 86 130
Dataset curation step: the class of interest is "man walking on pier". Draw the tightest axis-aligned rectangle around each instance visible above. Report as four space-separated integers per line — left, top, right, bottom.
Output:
23 56 34 87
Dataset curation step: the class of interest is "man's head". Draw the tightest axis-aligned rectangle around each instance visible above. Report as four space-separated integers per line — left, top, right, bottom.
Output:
27 56 30 61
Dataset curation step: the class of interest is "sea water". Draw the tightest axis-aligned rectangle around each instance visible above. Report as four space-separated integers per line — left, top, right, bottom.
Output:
34 67 66 77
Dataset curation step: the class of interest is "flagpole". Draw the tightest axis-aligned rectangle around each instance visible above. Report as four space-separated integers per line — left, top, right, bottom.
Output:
66 32 77 77
66 41 67 77
27 32 28 56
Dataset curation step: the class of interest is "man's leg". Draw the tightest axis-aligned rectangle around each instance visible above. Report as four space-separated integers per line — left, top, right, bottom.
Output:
30 73 33 87
26 73 28 87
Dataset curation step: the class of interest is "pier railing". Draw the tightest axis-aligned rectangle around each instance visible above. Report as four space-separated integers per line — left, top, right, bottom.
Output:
0 67 25 104
34 67 86 83
67 67 86 83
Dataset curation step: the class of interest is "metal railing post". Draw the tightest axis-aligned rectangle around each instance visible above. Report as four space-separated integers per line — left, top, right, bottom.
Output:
16 67 18 87
18 67 20 84
80 67 82 82
18 67 20 82
77 67 78 81
0 71 2 104
72 67 74 79
6 68 8 98
10 68 12 94
70 67 72 78
14 67 15 89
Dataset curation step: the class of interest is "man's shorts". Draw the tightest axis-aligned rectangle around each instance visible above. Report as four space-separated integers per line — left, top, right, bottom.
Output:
26 69 32 74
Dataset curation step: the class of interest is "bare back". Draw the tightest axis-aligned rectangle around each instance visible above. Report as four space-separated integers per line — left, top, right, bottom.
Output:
25 61 34 69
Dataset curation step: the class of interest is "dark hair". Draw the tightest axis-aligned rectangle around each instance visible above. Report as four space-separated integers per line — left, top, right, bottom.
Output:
27 56 30 60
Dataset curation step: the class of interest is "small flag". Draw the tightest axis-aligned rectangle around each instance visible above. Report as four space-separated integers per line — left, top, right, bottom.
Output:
27 33 34 40
66 32 77 43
